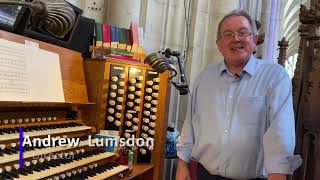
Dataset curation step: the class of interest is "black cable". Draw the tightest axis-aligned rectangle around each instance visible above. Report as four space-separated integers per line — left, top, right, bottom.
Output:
183 0 192 63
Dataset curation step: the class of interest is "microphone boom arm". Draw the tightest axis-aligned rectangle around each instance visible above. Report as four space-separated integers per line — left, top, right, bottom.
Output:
144 49 189 95
170 52 189 95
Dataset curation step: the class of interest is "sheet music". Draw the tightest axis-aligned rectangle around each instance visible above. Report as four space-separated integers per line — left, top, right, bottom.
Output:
27 47 65 102
0 38 65 102
0 38 30 101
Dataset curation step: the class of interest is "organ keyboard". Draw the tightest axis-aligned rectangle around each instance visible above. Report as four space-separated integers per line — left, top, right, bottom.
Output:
0 123 92 141
0 30 130 180
0 110 128 180
1 137 92 164
14 149 115 180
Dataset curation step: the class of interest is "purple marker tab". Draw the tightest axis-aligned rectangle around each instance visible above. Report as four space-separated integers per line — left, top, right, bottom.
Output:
19 127 23 169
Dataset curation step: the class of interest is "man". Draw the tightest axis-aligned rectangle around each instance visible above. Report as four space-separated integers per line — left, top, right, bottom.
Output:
176 10 301 180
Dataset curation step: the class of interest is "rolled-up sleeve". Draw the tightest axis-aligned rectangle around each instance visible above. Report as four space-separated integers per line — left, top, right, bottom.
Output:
176 81 199 163
264 69 302 174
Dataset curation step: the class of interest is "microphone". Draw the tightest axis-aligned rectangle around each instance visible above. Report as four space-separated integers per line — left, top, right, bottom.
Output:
234 73 243 82
144 49 190 95
144 53 171 73
0 0 76 38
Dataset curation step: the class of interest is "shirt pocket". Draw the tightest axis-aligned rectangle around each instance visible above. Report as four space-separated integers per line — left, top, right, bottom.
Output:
237 96 266 125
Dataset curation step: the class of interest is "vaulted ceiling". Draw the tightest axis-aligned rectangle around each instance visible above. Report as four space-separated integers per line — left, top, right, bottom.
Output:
279 0 310 57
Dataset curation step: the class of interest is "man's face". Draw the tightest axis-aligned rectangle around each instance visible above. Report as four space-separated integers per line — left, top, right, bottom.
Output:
216 16 258 64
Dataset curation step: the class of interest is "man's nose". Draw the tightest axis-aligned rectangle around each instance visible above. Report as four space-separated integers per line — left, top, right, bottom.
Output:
232 33 241 41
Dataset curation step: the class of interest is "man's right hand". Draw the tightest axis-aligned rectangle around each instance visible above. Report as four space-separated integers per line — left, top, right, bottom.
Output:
176 158 191 180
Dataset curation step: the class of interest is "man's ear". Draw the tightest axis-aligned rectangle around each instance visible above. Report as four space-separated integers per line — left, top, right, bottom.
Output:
216 39 221 51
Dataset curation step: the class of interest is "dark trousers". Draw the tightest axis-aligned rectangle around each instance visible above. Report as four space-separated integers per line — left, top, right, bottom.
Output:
197 163 267 180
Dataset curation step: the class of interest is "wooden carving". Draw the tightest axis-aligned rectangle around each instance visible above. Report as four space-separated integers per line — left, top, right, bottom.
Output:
304 40 320 127
293 2 320 180
277 37 289 66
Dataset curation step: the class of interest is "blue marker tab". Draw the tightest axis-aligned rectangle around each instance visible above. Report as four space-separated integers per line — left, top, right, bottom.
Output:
19 127 23 169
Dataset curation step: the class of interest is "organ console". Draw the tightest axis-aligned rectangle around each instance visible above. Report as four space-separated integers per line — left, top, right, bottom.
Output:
0 29 170 180
83 58 170 180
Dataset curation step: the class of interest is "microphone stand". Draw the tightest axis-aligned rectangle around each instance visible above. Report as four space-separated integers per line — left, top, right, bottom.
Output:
170 51 189 95
149 48 189 95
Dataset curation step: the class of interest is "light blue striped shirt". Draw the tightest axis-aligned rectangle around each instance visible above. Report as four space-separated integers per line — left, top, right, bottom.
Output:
177 55 301 179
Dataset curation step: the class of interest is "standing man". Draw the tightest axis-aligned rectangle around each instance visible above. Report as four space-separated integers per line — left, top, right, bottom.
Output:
176 10 301 180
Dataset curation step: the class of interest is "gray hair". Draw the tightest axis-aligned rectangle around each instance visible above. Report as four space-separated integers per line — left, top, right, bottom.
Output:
216 9 257 39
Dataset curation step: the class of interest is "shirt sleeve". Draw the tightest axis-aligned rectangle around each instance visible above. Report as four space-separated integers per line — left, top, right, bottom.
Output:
263 68 302 174
176 80 199 163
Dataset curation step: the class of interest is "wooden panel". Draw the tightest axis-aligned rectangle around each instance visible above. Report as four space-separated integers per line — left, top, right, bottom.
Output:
152 69 170 180
127 164 154 180
83 60 107 131
0 30 89 103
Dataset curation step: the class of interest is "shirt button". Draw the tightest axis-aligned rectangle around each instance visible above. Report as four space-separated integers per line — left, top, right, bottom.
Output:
229 96 233 99
224 129 228 133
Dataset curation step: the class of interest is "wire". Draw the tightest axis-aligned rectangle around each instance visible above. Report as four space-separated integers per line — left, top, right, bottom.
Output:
183 0 192 64
181 0 192 97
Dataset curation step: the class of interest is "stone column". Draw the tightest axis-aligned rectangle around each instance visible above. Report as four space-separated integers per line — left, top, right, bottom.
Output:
104 0 141 28
260 0 281 62
188 0 239 85
81 0 107 23
178 0 239 130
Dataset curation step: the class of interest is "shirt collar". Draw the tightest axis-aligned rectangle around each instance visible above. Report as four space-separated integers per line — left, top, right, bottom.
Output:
219 55 257 77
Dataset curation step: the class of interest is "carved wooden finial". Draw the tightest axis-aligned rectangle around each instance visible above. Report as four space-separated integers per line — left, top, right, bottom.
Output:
277 37 289 66
278 37 289 47
299 3 320 24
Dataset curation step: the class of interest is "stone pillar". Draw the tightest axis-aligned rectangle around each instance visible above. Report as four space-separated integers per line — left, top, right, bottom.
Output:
188 0 239 85
143 0 170 52
260 0 281 62
239 0 262 20
104 0 141 28
81 0 107 23
178 0 239 130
